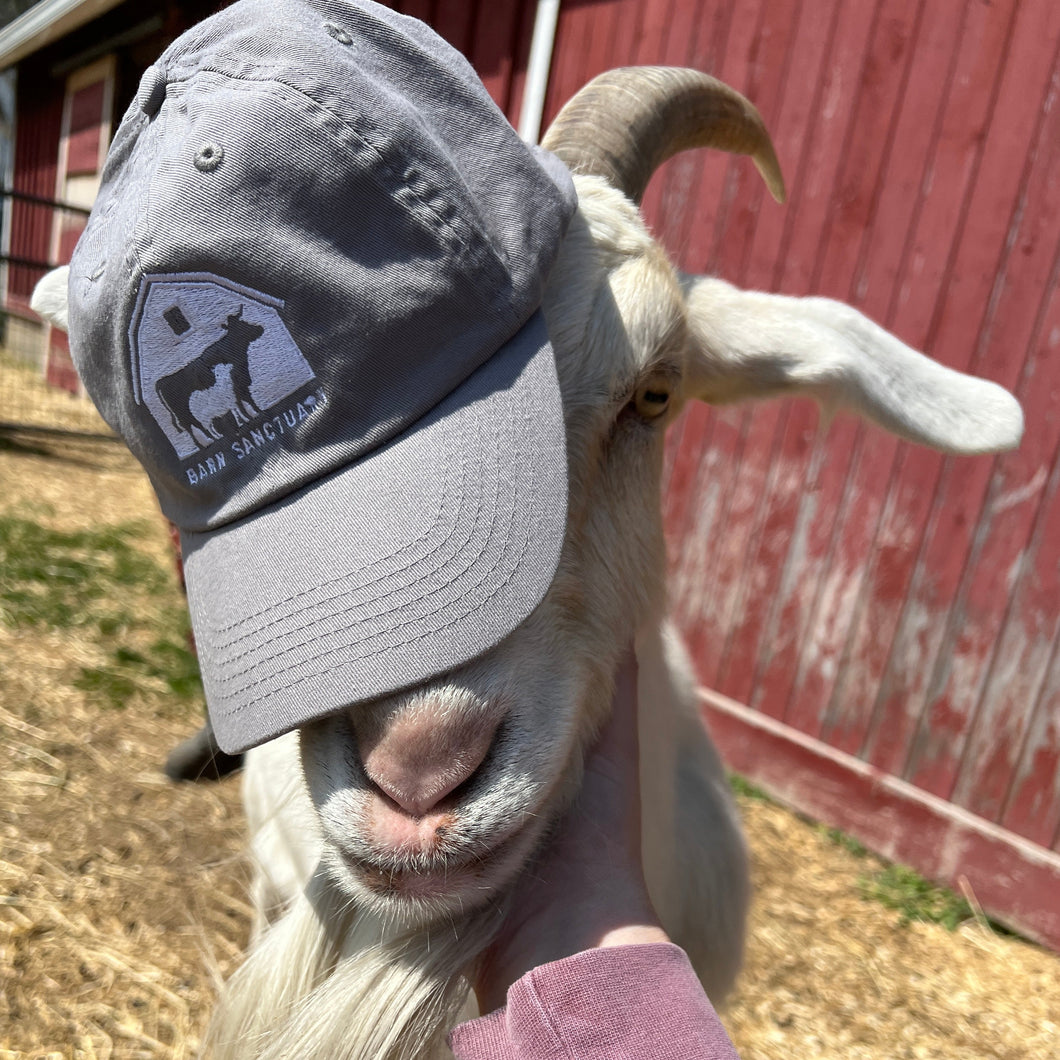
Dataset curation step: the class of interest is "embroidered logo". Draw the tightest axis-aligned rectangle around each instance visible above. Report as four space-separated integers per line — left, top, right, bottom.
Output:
129 273 317 462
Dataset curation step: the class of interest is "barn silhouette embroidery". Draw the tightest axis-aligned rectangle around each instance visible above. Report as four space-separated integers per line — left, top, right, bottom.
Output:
131 272 318 463
155 306 265 448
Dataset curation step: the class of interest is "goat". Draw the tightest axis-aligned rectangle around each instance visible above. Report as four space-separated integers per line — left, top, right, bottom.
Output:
31 66 1022 1060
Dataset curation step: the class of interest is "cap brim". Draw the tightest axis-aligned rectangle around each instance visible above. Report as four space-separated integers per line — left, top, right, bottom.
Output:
180 310 567 754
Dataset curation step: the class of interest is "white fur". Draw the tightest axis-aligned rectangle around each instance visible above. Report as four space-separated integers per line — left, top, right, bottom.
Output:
30 264 70 331
681 275 1024 455
31 139 1023 1060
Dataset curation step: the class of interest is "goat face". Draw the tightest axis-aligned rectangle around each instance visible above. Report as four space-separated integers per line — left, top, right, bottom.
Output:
299 180 684 925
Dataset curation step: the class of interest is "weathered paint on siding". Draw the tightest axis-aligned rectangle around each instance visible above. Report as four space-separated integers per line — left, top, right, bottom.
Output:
545 0 1060 944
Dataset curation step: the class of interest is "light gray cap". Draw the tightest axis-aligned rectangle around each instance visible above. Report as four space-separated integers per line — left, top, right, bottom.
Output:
66 0 577 753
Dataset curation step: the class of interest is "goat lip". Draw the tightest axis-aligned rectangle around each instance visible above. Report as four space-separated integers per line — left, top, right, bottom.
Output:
340 851 487 901
339 816 534 904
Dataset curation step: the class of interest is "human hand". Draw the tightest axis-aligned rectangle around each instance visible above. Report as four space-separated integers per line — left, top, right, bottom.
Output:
472 647 669 1013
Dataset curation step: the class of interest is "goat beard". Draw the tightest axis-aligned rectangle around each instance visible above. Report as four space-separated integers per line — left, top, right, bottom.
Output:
204 868 506 1060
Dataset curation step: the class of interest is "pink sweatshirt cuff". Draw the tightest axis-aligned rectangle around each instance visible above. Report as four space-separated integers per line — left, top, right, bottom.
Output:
448 942 740 1060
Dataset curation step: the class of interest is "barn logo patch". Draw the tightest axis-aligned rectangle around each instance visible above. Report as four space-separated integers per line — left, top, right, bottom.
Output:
129 274 320 475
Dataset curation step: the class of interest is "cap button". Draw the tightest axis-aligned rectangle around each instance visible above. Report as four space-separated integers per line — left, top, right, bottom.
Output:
137 64 167 117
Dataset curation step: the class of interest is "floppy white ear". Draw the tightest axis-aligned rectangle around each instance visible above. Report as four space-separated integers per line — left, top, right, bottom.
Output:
681 275 1023 456
30 266 71 332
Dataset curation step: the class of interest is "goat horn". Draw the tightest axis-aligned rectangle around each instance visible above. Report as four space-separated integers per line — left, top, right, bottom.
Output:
541 66 786 206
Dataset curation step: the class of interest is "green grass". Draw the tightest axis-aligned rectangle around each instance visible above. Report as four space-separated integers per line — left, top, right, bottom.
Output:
0 511 203 711
0 514 166 628
729 771 997 933
859 863 979 931
728 772 773 801
820 825 869 859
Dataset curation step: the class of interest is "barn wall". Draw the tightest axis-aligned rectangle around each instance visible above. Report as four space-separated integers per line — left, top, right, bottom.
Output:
544 0 1060 946
7 79 62 310
2 71 63 366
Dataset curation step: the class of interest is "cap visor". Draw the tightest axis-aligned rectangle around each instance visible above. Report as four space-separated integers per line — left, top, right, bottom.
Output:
181 310 567 753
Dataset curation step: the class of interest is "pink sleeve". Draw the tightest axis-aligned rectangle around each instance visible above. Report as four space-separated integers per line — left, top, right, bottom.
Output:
447 943 742 1060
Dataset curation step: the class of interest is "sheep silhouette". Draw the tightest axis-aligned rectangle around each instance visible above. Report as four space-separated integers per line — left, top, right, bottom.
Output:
155 307 265 448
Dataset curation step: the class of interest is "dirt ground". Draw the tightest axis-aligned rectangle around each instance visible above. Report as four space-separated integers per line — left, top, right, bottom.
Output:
1 423 1058 1060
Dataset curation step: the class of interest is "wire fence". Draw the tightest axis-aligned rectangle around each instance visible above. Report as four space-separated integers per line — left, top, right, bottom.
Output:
0 188 112 438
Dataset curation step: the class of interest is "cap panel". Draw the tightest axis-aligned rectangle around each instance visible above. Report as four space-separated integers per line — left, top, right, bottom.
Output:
154 0 576 290
74 69 527 533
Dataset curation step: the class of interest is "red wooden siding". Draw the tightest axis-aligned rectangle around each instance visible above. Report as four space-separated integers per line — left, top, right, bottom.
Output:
44 60 113 393
65 80 105 176
8 85 62 310
545 0 1060 946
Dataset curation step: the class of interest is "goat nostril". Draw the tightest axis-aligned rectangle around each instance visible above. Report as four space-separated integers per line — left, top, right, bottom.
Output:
361 713 498 818
365 748 484 817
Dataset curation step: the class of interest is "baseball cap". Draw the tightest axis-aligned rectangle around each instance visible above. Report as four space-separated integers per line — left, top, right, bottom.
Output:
66 0 577 753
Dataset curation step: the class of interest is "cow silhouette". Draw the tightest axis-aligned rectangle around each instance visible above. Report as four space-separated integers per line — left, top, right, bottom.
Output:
188 363 247 443
155 307 265 448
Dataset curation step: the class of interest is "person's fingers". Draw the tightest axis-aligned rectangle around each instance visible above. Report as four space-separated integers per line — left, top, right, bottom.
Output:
471 646 656 1009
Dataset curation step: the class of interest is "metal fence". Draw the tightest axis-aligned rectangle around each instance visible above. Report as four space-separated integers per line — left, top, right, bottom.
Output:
0 188 111 436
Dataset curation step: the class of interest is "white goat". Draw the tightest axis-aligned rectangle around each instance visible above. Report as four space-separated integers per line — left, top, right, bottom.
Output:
32 67 1022 1060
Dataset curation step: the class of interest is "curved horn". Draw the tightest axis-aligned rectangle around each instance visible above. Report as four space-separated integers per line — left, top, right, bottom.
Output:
541 66 785 206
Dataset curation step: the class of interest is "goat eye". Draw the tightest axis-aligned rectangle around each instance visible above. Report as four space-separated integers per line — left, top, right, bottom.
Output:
633 384 671 419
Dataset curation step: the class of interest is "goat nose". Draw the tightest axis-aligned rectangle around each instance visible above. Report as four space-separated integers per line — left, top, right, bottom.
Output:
361 709 499 817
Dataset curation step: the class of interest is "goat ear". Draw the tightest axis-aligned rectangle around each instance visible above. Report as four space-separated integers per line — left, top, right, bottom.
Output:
680 275 1023 455
30 266 71 332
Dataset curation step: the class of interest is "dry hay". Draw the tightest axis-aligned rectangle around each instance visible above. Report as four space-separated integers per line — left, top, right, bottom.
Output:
0 429 250 1058
726 800 1060 1059
1 427 1058 1059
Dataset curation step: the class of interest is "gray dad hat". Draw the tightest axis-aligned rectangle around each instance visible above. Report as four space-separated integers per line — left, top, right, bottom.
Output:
67 0 577 753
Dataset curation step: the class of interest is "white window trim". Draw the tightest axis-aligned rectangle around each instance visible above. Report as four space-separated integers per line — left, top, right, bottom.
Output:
0 0 125 72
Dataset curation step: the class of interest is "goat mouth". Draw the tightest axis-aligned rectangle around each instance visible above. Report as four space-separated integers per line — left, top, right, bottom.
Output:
349 857 491 901
337 815 539 909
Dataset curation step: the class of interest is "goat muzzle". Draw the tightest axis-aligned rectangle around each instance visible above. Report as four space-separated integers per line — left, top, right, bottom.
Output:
357 699 500 820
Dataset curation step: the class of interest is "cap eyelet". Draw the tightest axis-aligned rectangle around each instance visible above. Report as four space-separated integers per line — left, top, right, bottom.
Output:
323 20 353 45
194 142 224 172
